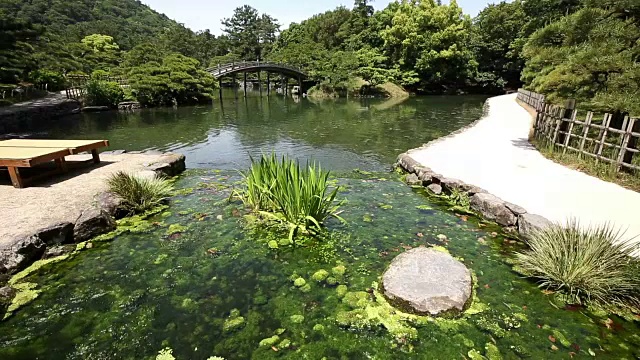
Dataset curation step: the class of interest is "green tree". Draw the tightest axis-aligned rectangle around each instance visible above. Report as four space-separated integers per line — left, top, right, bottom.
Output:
0 13 38 84
522 4 640 114
380 0 477 92
472 0 528 91
128 53 216 106
222 5 279 60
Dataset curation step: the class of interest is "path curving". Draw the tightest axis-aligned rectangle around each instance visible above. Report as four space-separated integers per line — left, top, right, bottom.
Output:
406 94 640 241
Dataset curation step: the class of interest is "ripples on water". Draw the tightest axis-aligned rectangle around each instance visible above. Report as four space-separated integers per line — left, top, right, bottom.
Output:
43 92 488 171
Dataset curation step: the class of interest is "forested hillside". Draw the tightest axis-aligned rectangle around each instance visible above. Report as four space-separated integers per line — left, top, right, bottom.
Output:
0 0 638 113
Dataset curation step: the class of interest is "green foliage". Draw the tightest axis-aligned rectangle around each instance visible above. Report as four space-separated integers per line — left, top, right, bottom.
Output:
27 70 66 91
128 53 215 106
107 171 174 214
222 5 279 61
472 1 528 91
237 154 344 243
515 220 640 311
85 80 124 107
0 14 38 84
522 3 640 114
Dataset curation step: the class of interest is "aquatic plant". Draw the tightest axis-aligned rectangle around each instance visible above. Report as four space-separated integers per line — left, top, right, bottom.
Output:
107 171 174 214
515 220 640 311
222 309 246 333
236 154 344 243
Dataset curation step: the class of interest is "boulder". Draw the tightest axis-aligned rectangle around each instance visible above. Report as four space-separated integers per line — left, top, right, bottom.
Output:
505 202 527 216
518 213 553 240
0 235 46 274
470 193 517 227
439 178 464 193
459 183 487 195
74 207 116 242
96 191 124 218
44 245 74 258
417 167 435 183
405 173 421 185
427 183 443 195
396 154 422 173
382 247 472 317
147 153 186 177
0 286 16 305
37 222 74 245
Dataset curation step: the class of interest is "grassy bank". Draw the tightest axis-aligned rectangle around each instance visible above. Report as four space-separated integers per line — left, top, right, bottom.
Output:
532 139 640 193
307 79 409 100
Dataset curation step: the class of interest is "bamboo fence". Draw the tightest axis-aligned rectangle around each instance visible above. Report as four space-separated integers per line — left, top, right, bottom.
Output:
517 89 640 173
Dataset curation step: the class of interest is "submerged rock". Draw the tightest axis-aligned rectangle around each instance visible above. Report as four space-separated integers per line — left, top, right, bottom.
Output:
223 309 245 333
382 247 472 317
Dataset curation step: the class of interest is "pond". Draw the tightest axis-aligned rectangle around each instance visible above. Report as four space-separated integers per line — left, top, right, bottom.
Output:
40 93 487 170
1 94 638 359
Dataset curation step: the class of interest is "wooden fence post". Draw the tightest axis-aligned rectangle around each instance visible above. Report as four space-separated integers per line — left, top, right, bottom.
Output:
621 118 640 172
578 112 593 158
562 109 578 154
556 99 576 146
595 114 612 162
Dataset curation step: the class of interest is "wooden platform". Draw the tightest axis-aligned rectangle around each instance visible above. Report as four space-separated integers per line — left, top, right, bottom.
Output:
0 139 109 188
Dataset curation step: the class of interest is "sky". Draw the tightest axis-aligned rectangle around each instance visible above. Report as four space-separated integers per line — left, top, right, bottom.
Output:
141 0 510 35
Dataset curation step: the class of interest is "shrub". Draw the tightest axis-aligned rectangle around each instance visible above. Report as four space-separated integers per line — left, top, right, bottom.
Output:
107 171 174 214
85 80 124 107
515 220 640 311
237 154 344 242
27 70 67 92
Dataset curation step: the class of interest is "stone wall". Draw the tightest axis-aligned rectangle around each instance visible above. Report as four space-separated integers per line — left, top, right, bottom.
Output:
0 95 81 134
396 153 552 240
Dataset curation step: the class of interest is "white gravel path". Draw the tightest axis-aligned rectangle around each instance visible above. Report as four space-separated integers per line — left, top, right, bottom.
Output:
407 93 640 241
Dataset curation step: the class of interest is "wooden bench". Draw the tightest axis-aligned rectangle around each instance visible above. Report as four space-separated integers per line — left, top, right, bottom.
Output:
0 139 109 164
0 147 72 188
0 139 109 188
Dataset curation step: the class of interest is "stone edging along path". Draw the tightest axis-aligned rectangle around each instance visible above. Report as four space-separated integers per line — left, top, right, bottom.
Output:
396 94 553 240
0 152 186 276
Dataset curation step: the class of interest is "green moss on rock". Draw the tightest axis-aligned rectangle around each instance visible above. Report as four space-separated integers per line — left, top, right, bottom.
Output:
311 269 329 282
259 335 279 347
223 309 245 333
3 282 40 320
336 285 348 298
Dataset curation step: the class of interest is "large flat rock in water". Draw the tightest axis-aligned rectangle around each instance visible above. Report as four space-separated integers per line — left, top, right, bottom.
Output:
382 247 472 316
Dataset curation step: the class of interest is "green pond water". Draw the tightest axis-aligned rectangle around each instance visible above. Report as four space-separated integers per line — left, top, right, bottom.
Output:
1 94 639 359
37 93 487 171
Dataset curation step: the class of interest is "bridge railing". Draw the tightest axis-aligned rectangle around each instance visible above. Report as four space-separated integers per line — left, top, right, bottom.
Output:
206 61 306 77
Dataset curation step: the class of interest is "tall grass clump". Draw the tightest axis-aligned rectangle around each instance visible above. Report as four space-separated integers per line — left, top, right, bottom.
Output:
107 171 174 214
237 154 344 242
515 220 640 311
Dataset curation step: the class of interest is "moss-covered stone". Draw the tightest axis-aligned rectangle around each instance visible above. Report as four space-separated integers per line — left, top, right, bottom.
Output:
336 285 348 298
342 291 370 309
166 224 188 236
223 309 245 333
311 269 329 282
259 335 279 347
3 282 39 320
8 255 70 285
277 339 291 349
325 277 338 286
332 265 346 277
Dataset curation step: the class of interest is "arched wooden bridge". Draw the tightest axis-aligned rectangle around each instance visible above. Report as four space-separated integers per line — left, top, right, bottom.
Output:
206 61 307 98
206 61 307 79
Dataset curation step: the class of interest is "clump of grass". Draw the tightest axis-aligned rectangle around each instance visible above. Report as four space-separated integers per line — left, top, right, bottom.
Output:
515 220 640 311
107 171 174 214
237 154 344 242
